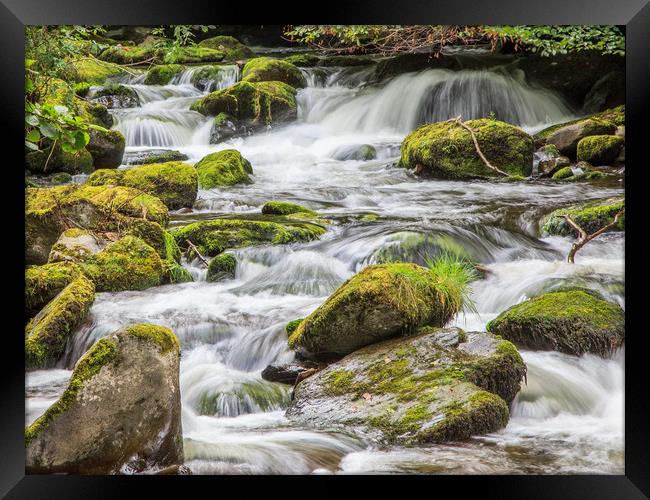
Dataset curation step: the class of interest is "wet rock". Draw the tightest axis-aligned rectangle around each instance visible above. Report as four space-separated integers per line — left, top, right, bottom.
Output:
26 323 183 474
195 149 252 188
261 201 315 216
398 119 533 179
545 118 617 158
542 196 624 236
25 142 94 176
48 228 107 263
261 360 320 385
125 149 189 166
91 84 140 109
288 263 470 357
333 144 377 161
241 57 306 88
144 64 184 85
576 135 624 165
86 129 126 168
582 71 625 114
206 253 237 282
25 274 95 370
287 327 526 445
487 291 624 357
209 113 240 143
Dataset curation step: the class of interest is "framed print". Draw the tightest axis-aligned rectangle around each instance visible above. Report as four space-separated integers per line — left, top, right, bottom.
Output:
2 0 649 497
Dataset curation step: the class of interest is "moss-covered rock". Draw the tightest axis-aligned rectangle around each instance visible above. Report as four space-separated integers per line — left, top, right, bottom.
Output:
80 236 165 292
576 135 625 165
25 274 95 370
288 263 470 357
166 46 224 64
333 144 377 161
198 36 254 60
287 327 526 445
25 323 183 474
261 201 315 216
86 129 125 169
542 197 625 236
25 261 83 317
487 291 624 356
48 228 107 263
241 57 306 88
26 185 169 265
91 84 139 109
284 54 320 67
86 168 124 186
206 253 237 282
172 217 326 257
126 149 189 165
551 166 574 180
542 118 617 158
144 64 184 85
71 57 128 84
285 318 304 336
398 119 534 179
50 172 73 184
191 81 298 130
25 143 94 175
195 150 252 189
119 162 198 210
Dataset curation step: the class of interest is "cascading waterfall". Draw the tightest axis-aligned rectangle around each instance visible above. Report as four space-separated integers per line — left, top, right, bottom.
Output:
27 55 624 474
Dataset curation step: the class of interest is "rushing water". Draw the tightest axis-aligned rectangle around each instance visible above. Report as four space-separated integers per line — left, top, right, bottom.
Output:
27 59 624 474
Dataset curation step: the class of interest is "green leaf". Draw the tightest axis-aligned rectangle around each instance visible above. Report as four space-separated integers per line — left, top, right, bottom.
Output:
25 140 39 151
25 114 39 126
26 129 41 142
39 123 59 139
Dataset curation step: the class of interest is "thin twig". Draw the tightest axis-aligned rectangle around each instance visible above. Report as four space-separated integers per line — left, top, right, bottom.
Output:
560 210 624 263
43 139 58 173
185 239 210 267
450 116 510 177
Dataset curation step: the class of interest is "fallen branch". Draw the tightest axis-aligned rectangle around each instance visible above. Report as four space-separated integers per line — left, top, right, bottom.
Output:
561 209 624 263
185 239 210 267
450 116 510 177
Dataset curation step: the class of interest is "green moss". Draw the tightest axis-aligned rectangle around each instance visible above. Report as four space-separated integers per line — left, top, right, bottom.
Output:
284 54 320 67
81 236 165 292
25 262 83 315
99 44 163 65
171 217 326 257
124 323 180 354
25 336 117 443
285 318 304 336
144 64 184 85
206 253 237 282
191 81 297 127
535 106 625 142
288 263 469 354
51 172 73 184
486 290 625 356
576 135 624 165
86 168 124 186
165 46 224 64
93 84 138 101
241 57 306 88
551 166 574 180
74 82 91 97
119 162 198 210
25 275 96 370
398 119 533 179
324 370 363 396
71 57 127 84
198 36 254 60
25 143 94 175
195 150 252 189
542 197 624 236
261 201 315 216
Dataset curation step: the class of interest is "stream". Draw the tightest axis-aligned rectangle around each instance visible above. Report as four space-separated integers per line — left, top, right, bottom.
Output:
26 58 624 474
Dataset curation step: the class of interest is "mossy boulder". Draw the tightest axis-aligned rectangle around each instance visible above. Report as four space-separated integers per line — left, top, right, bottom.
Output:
284 54 320 67
576 135 625 165
71 57 127 84
288 263 467 357
191 81 298 130
86 129 126 169
26 185 169 264
285 318 304 336
206 253 237 282
25 261 83 317
80 236 165 292
551 166 574 180
195 150 252 189
99 44 163 65
487 291 625 356
241 57 306 88
86 168 124 186
120 162 198 210
25 143 94 175
198 36 254 60
172 217 326 257
543 118 617 158
48 228 107 263
166 46 224 64
398 119 534 179
261 201 315 216
144 64 184 85
25 323 183 474
126 149 189 165
542 197 625 236
25 274 95 370
91 84 140 109
287 327 526 445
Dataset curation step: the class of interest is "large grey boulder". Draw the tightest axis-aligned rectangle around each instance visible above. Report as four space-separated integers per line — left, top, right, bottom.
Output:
546 118 617 158
287 327 526 445
26 323 184 474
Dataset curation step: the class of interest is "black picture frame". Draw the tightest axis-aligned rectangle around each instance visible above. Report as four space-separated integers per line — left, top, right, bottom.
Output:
2 1 648 497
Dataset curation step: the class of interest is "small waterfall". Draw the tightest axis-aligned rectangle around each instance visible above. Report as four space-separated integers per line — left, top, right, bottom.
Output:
299 66 575 134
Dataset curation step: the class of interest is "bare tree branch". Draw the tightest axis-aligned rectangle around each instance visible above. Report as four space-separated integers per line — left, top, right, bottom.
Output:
450 116 510 177
561 210 624 263
185 239 210 267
